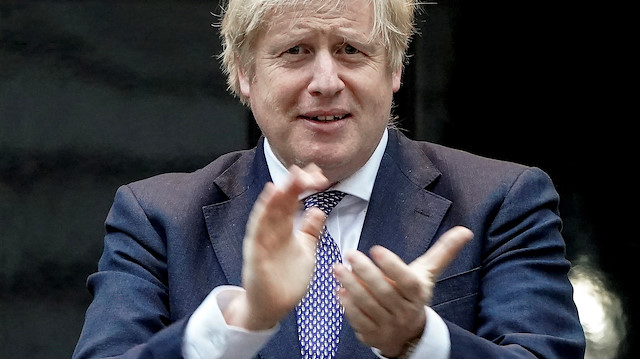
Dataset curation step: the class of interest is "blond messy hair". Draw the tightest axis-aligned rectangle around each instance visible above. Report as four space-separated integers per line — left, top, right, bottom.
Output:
217 0 420 104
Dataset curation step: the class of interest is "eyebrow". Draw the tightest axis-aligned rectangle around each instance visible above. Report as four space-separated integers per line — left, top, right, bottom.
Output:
283 21 372 44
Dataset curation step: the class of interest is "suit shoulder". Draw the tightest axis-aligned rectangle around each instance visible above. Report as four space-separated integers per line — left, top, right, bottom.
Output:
408 141 559 222
419 141 532 178
122 149 253 209
410 140 555 196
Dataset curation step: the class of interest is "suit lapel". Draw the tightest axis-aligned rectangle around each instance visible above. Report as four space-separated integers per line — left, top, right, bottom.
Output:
201 139 302 359
358 129 452 264
337 130 452 357
202 142 269 286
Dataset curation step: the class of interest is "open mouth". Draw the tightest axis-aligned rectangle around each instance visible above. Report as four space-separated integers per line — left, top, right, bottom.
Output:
299 114 351 122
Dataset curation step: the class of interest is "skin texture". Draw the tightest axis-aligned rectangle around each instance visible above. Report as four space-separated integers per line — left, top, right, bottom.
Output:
223 164 330 330
237 0 401 184
335 227 473 356
226 0 472 356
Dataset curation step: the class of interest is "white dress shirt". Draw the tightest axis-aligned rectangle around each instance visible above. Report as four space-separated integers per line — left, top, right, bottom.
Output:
183 129 451 359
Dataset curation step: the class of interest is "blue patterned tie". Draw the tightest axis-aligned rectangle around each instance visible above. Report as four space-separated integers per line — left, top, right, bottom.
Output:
296 190 347 359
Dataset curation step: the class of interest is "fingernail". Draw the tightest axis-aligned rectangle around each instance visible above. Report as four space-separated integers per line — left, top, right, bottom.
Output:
332 264 342 277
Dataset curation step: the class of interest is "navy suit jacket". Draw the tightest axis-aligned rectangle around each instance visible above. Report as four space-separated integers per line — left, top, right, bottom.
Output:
73 129 585 358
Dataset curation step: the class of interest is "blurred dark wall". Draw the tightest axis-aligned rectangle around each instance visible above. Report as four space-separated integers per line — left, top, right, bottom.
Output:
1 1 631 358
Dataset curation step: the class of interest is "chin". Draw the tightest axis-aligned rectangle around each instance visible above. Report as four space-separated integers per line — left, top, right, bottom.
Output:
312 157 360 181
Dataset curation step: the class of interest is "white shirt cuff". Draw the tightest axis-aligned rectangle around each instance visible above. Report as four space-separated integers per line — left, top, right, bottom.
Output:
182 286 279 359
372 306 450 359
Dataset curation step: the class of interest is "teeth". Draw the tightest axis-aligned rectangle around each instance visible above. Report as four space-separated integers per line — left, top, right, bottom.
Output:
312 115 345 121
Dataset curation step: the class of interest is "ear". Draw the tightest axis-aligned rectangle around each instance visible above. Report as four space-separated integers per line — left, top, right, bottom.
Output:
392 67 402 93
237 58 251 98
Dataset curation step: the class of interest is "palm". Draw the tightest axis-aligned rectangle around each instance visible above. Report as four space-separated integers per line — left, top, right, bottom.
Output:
238 165 329 328
244 220 320 317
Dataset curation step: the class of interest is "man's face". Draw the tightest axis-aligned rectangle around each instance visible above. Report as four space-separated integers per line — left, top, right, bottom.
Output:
238 0 401 183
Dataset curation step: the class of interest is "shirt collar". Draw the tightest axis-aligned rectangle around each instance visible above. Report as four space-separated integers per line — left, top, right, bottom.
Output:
264 128 388 202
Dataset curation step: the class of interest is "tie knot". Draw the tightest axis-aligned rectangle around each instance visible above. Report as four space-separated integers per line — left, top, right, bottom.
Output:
303 190 346 216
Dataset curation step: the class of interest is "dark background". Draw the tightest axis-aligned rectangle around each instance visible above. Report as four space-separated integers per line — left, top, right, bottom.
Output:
0 1 631 358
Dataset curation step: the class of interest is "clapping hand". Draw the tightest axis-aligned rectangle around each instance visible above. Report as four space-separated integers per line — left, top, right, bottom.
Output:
223 164 330 330
334 226 473 357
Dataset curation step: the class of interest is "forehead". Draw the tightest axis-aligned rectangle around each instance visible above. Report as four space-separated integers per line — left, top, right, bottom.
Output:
261 0 374 40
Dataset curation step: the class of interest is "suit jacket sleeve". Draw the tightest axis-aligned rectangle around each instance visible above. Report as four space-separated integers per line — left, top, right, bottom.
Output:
73 184 187 359
445 167 585 358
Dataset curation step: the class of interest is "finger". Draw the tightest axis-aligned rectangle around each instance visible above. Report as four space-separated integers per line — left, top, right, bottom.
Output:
344 250 400 311
410 226 473 278
337 287 378 345
368 245 424 301
334 262 391 323
246 181 306 248
300 163 329 188
281 164 330 197
368 245 409 284
334 265 380 330
245 182 277 238
255 183 301 234
265 164 330 221
298 207 326 242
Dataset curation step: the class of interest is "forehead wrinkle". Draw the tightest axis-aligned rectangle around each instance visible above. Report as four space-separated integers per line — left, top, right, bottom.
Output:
268 10 373 46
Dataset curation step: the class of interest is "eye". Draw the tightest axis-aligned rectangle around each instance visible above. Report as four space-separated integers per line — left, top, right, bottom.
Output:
286 45 302 55
343 44 360 55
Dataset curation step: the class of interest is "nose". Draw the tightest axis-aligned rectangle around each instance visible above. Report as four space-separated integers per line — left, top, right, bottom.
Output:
307 52 345 97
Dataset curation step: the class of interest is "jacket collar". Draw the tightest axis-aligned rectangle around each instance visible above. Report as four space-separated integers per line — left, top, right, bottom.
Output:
202 137 271 286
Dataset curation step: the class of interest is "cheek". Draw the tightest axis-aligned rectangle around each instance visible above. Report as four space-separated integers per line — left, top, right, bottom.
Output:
357 84 394 122
346 70 395 106
251 81 302 136
257 74 305 113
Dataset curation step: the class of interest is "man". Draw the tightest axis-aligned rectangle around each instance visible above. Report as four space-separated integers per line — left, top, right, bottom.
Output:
73 0 585 358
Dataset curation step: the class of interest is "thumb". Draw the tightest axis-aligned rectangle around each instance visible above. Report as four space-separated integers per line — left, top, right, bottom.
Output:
410 226 473 279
